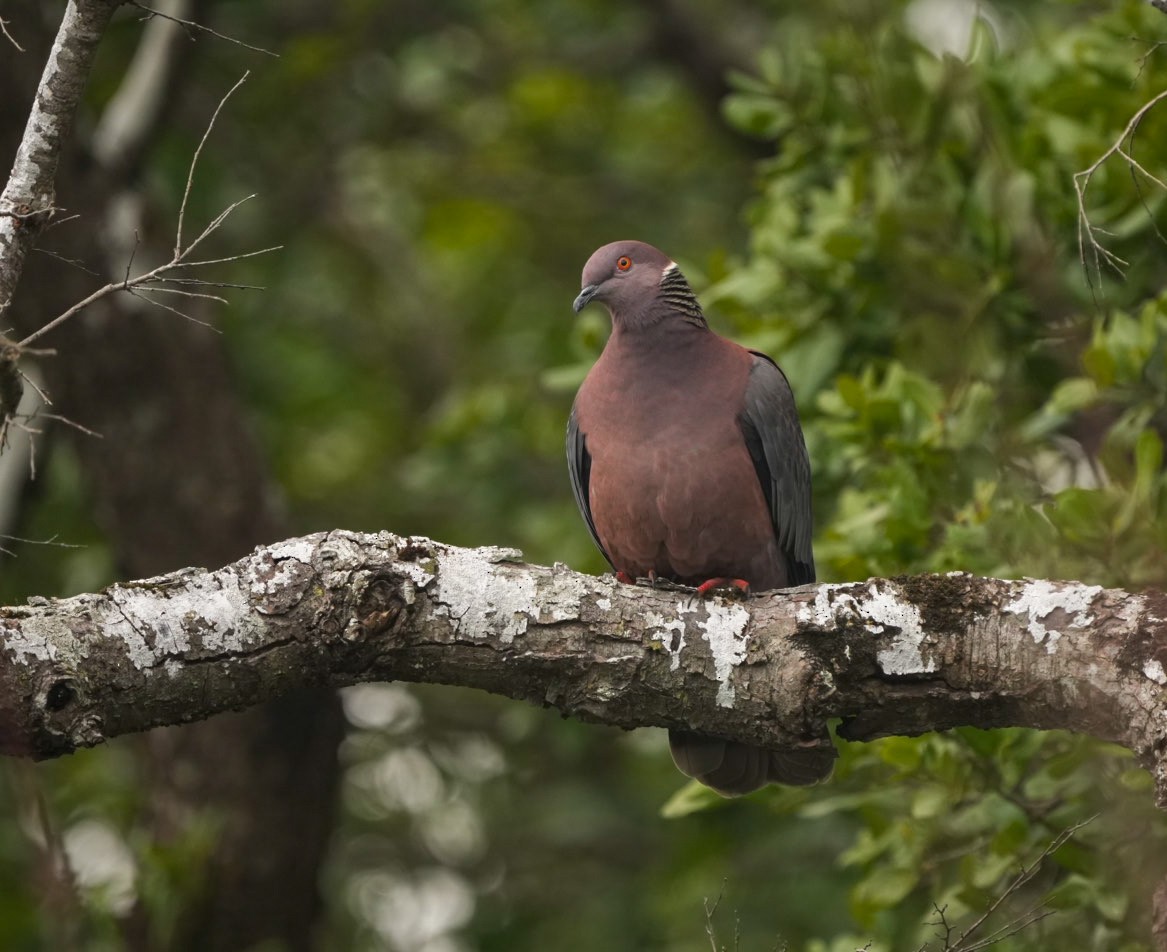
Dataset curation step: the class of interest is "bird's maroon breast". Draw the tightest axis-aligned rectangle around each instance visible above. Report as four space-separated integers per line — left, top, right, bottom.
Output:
576 334 785 589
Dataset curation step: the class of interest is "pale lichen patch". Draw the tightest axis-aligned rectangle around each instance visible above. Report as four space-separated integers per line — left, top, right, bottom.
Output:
265 537 317 564
432 547 537 644
102 606 153 670
645 610 686 671
798 582 934 675
695 601 750 707
485 547 524 564
1117 593 1147 631
1 618 55 664
247 555 311 608
396 560 437 594
1145 660 1167 686
107 575 264 669
1003 579 1103 654
539 572 590 624
866 584 935 675
797 583 862 628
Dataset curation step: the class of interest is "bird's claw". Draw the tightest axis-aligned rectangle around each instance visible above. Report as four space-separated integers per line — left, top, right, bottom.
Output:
685 577 751 609
616 571 753 607
614 570 690 592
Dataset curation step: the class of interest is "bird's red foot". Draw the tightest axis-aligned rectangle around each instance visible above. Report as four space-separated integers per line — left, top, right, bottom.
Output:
615 570 635 585
693 578 751 598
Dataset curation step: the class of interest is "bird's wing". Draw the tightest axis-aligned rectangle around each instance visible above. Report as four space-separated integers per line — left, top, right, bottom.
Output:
566 406 614 569
738 352 815 585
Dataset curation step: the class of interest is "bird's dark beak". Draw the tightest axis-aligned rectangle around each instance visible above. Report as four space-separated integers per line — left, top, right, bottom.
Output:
572 285 599 314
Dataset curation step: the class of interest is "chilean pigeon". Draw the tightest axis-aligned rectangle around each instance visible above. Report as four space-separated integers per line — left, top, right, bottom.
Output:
567 240 835 795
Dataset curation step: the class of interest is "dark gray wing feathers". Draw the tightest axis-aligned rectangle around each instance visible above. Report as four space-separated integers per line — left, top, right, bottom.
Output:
566 407 613 568
738 352 815 585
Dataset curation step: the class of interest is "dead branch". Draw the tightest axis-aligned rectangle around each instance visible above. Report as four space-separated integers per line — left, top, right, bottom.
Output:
0 16 24 52
17 72 277 350
1073 87 1167 289
129 1 278 57
941 818 1093 951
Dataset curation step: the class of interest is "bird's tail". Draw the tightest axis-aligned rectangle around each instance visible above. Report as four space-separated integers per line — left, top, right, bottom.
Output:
668 730 835 796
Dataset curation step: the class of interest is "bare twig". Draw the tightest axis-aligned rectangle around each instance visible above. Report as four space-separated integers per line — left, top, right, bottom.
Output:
39 413 102 439
0 365 99 478
700 880 743 952
704 886 725 952
1073 88 1167 290
130 2 279 57
0 204 67 223
32 247 101 277
1133 38 1166 80
175 245 283 268
9 419 38 478
924 903 955 950
175 71 249 255
153 277 266 290
0 16 24 52
0 533 82 549
945 816 1096 951
126 289 217 330
17 74 277 349
180 194 256 260
137 286 229 304
960 905 1054 951
16 367 52 408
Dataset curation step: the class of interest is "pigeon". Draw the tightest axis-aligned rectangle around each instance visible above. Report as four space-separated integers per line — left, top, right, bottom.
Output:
567 240 834 795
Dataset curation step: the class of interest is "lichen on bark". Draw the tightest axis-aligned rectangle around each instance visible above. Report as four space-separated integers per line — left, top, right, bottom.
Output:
1 529 1165 807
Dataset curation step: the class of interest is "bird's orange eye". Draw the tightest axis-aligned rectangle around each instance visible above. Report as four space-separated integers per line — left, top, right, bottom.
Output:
616 256 632 272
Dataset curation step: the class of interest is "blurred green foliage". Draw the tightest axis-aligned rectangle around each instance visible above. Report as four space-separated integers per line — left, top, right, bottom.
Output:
3 0 1167 949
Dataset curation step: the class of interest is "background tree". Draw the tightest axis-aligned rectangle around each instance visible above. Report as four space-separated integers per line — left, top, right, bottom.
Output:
1 1 1166 951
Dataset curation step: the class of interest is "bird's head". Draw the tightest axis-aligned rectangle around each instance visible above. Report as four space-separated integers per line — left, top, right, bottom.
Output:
573 240 701 330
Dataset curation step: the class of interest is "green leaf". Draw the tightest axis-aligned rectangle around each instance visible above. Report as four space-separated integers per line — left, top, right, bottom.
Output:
1049 377 1099 414
658 780 724 819
852 867 918 912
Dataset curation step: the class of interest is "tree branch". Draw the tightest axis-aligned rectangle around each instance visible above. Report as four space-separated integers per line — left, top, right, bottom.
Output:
129 1 278 58
0 0 121 427
3 531 1166 802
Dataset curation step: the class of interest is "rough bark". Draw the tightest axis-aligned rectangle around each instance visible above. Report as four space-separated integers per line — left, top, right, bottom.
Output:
0 0 119 295
3 530 1165 803
0 0 122 423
